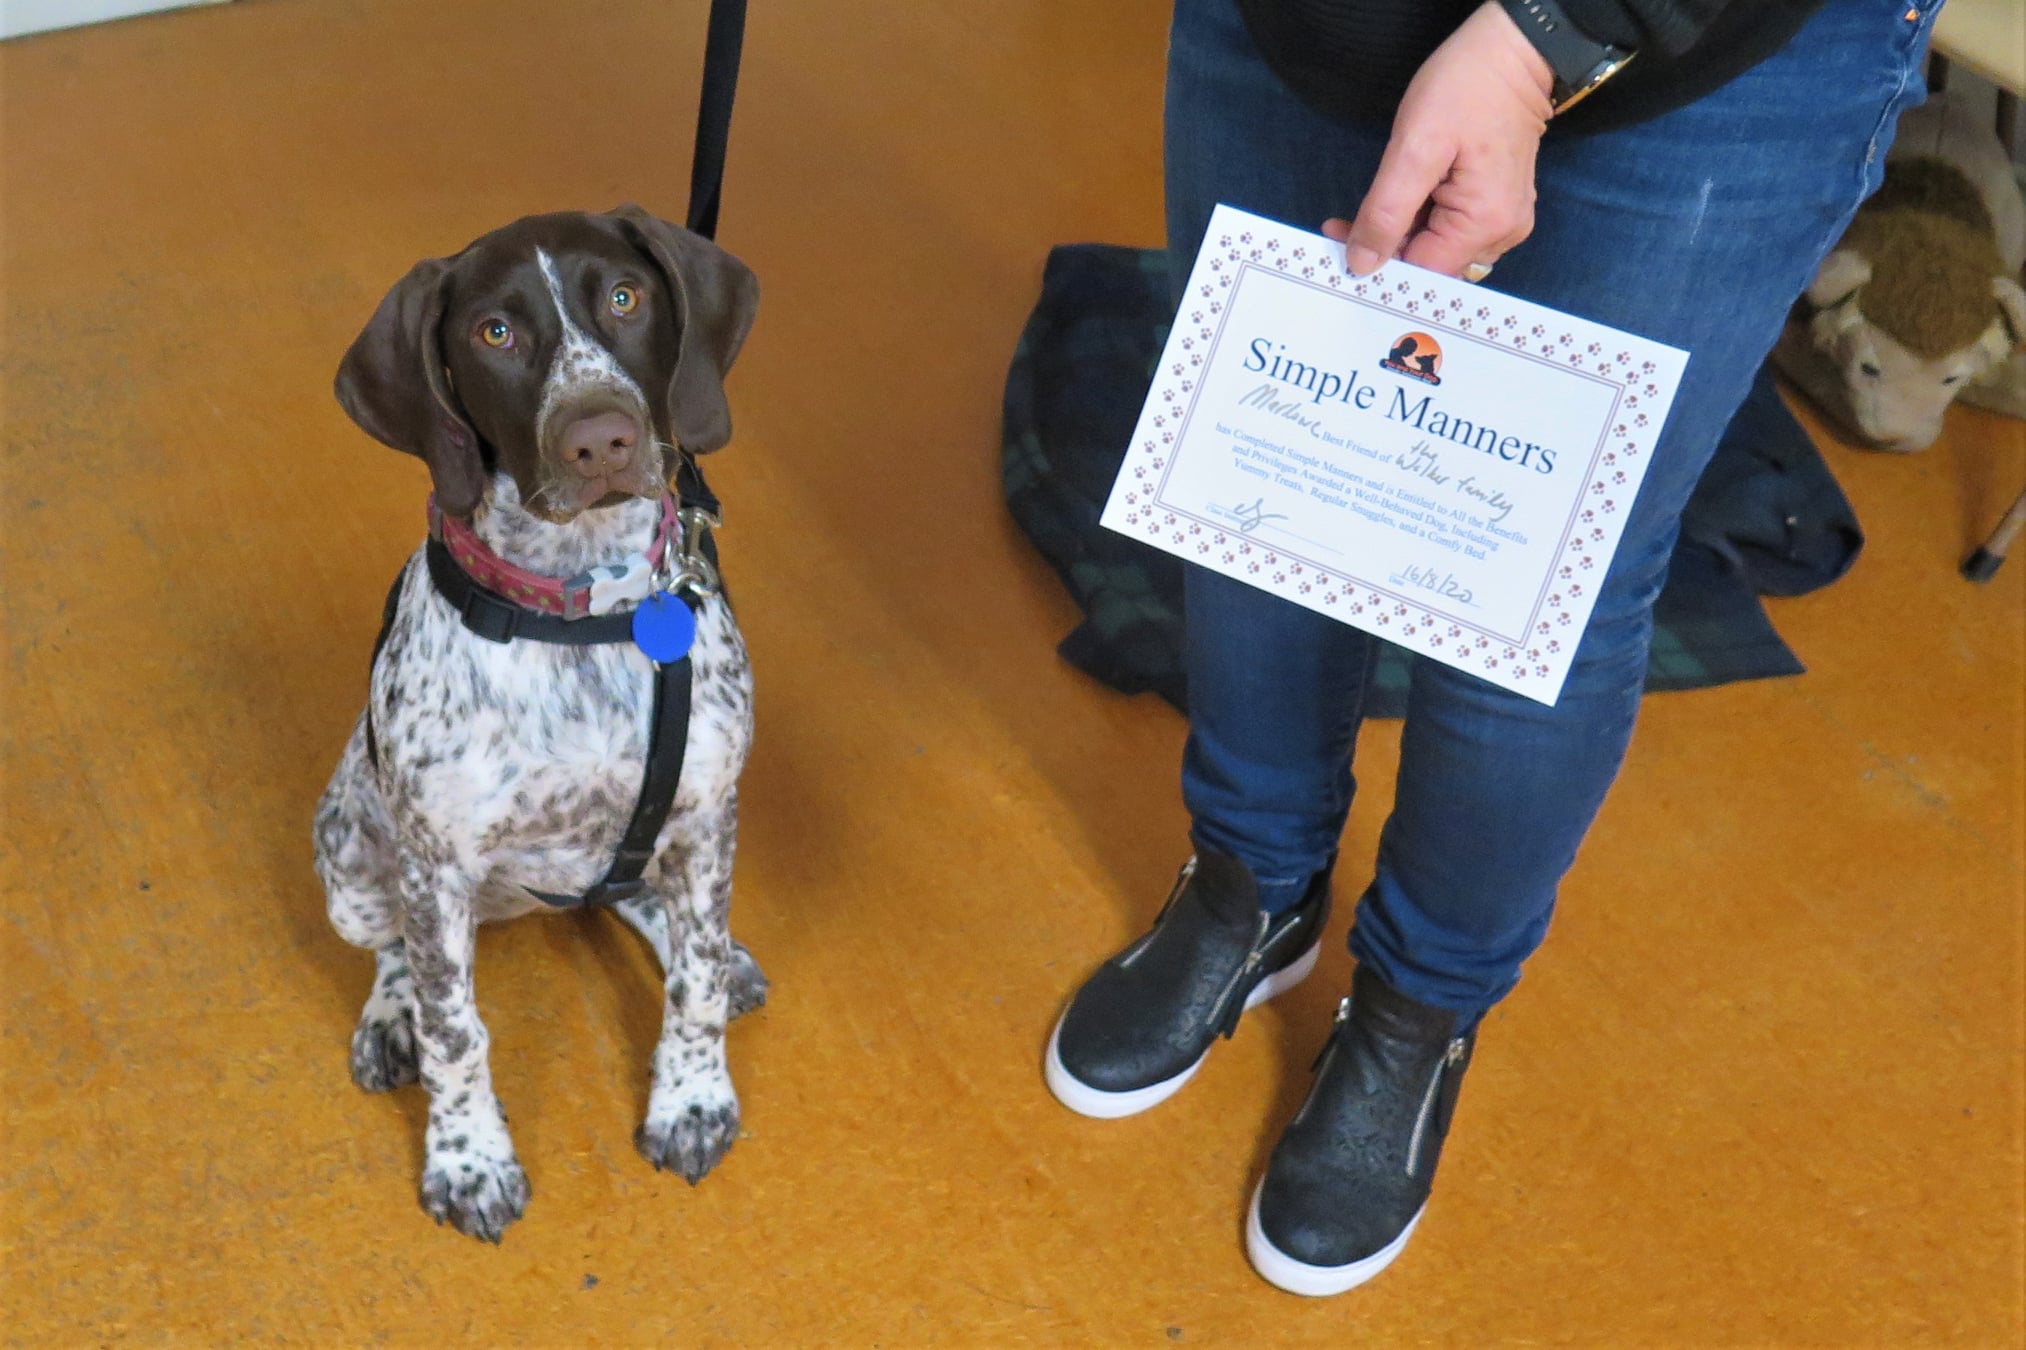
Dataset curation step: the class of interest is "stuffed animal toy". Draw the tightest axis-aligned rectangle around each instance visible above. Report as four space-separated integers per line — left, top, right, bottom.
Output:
1774 93 2026 452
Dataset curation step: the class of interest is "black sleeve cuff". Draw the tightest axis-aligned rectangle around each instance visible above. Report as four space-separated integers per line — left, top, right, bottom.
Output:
1553 0 1731 57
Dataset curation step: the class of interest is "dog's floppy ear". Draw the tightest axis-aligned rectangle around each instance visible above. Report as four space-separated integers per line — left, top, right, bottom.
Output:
1994 274 2026 349
333 257 488 517
1805 248 1872 309
611 204 760 455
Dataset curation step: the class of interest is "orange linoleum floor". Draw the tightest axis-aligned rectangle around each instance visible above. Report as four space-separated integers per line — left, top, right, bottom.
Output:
2 1 2022 1345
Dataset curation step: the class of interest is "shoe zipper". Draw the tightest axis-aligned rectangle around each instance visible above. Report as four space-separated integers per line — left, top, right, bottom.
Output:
1118 856 1197 969
1404 1037 1468 1178
1314 994 1351 1071
1212 909 1272 1035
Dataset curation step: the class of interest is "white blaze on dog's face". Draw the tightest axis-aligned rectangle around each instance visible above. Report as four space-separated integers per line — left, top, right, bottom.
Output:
517 247 662 511
1804 248 2026 453
440 221 684 520
334 207 760 521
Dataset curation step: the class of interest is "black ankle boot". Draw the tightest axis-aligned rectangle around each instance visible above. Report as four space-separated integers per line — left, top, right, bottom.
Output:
1246 965 1474 1295
1045 849 1331 1119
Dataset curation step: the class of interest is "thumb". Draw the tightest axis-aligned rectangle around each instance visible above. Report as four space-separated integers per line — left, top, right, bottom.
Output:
1342 138 1448 275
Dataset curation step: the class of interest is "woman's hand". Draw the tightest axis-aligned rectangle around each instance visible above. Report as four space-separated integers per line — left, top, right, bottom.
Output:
1324 1 1555 280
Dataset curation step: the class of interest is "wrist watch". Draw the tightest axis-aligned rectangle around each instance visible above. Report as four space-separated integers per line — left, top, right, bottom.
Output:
1497 0 1636 116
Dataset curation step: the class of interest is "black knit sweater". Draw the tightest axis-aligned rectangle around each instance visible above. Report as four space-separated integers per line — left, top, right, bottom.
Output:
1234 0 1826 133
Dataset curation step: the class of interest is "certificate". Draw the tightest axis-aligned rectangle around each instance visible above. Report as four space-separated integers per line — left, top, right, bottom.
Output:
1100 205 1689 706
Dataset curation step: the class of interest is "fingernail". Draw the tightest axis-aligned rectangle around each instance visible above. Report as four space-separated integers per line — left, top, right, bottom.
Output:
1347 247 1381 275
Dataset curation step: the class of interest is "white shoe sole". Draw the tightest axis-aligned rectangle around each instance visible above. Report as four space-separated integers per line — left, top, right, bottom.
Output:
1244 1182 1424 1296
1043 940 1321 1119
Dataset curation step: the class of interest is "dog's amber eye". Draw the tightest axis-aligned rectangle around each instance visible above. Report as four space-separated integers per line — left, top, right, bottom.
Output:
609 285 639 316
478 319 515 349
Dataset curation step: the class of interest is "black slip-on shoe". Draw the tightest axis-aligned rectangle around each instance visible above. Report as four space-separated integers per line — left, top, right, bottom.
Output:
1246 964 1475 1296
1044 849 1332 1119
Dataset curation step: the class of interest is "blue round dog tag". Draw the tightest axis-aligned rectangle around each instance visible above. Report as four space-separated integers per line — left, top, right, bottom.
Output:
632 591 696 662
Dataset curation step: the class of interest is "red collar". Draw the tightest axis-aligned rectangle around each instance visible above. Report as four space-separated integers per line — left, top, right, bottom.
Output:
428 494 681 621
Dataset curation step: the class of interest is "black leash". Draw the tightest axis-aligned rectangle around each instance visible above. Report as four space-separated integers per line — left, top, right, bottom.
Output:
686 0 746 243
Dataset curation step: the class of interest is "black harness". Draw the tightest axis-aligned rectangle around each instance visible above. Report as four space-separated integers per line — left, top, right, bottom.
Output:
359 0 749 910
366 460 724 909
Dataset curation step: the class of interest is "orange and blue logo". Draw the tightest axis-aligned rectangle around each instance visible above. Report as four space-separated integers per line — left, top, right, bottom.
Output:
1382 331 1443 385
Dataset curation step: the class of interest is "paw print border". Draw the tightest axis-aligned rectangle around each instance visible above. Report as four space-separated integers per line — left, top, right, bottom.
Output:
1101 205 1687 706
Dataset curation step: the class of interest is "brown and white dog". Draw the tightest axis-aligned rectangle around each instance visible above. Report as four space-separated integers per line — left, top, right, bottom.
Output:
313 206 764 1242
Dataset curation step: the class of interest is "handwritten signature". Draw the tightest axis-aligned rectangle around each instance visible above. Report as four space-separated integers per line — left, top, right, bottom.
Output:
1219 497 1289 533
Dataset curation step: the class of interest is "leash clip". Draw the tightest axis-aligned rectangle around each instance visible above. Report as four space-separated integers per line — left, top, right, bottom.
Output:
655 506 722 600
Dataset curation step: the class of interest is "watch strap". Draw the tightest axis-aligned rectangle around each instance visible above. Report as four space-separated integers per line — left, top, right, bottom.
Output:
1498 0 1636 115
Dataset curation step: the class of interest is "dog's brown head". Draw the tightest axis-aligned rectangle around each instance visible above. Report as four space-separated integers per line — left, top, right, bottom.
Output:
335 206 759 520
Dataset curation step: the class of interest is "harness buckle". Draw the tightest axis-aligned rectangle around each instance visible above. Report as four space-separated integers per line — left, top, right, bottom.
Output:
577 877 647 906
460 590 520 643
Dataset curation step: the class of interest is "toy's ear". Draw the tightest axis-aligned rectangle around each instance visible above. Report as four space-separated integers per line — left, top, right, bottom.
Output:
1806 249 1872 309
334 257 488 517
609 203 760 455
1993 274 2026 349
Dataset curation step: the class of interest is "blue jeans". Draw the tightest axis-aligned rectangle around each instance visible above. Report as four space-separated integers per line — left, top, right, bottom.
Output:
1165 0 1936 1018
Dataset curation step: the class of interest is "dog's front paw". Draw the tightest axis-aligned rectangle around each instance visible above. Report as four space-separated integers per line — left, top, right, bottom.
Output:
350 1007 418 1093
728 940 769 1020
419 1134 530 1243
636 1089 740 1185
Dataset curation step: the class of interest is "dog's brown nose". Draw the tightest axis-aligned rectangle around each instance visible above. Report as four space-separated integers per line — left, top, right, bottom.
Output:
559 411 639 479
